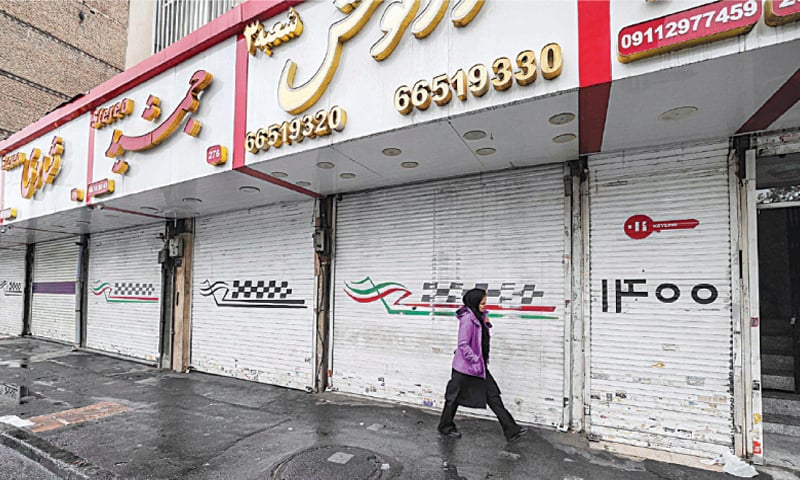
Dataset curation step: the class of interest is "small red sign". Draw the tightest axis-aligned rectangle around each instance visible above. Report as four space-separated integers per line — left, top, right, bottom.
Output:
624 214 699 240
87 179 115 198
70 188 85 202
766 0 800 25
618 0 761 63
206 145 227 166
753 440 762 455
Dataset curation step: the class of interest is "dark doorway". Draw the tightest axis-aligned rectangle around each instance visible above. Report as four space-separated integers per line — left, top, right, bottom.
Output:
758 206 800 393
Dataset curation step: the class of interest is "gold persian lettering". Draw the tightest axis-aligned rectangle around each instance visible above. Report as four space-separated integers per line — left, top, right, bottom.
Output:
245 7 304 57
278 0 384 115
371 0 421 61
412 0 449 38
451 0 484 27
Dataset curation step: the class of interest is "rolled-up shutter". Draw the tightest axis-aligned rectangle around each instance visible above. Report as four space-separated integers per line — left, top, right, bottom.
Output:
31 237 80 343
588 142 734 457
332 165 568 426
0 246 26 336
191 201 316 391
87 224 164 361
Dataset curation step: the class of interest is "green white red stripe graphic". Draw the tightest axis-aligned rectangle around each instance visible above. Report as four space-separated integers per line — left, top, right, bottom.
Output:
344 277 557 319
91 281 158 304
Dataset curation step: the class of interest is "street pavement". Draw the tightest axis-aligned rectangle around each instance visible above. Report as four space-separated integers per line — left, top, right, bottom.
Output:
0 337 796 480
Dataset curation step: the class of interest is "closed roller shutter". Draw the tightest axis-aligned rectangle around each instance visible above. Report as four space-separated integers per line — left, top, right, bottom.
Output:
87 224 164 361
0 246 26 336
588 143 734 457
333 166 568 426
31 237 80 343
191 201 316 390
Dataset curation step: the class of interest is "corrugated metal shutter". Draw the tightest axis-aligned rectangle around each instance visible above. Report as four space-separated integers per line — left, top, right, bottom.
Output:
0 246 26 336
191 201 316 390
332 166 567 426
31 237 80 343
588 143 734 457
87 224 164 361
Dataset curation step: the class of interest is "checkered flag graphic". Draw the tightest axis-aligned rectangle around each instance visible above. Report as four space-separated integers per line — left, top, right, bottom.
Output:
231 280 292 300
114 283 155 296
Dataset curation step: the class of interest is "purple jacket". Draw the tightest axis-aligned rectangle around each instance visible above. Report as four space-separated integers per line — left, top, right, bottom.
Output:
451 306 491 378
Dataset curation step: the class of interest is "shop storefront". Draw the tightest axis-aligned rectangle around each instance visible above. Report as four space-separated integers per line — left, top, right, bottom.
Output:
86 224 164 362
0 0 797 468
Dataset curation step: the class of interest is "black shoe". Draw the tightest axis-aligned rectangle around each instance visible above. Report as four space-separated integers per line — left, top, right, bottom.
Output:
508 426 528 442
439 429 462 438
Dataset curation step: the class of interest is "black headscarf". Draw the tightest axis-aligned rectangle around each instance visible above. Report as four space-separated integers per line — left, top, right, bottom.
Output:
462 288 486 322
463 288 490 364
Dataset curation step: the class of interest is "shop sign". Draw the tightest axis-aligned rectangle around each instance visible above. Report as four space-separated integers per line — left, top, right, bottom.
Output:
199 280 308 309
70 188 85 202
765 0 800 26
87 178 115 198
244 7 304 57
0 280 23 296
1 136 64 200
262 0 487 116
394 45 562 115
618 0 761 63
105 70 214 175
246 106 347 153
206 145 228 166
344 276 558 320
0 208 17 221
92 98 134 129
601 278 719 313
623 214 699 240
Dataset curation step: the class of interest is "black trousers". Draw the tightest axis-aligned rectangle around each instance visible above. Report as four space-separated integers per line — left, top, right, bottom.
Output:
437 371 521 440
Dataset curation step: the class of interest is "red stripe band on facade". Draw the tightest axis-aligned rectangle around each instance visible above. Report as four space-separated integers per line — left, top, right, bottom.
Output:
0 0 304 157
236 166 321 198
578 0 611 156
86 117 95 205
736 67 800 134
233 35 250 170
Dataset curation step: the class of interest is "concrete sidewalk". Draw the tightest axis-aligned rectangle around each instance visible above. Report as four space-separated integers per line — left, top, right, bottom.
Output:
0 337 793 480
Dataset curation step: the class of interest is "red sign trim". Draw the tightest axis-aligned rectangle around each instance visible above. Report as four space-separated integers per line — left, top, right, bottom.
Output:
765 0 800 26
618 0 761 63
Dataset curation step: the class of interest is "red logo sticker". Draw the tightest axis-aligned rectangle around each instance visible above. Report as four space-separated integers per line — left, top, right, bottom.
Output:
624 214 699 240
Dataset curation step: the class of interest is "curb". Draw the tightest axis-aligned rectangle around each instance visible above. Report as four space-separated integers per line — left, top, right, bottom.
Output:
0 424 119 480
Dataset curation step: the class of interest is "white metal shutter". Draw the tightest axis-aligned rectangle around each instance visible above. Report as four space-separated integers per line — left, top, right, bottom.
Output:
86 224 164 361
588 143 734 457
31 237 80 343
333 166 567 426
0 246 26 336
191 201 316 390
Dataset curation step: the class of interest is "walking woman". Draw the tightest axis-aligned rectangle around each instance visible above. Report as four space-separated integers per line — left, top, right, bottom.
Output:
437 288 528 441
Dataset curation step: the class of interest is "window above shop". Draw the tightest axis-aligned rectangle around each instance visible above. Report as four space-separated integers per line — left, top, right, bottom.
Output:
152 0 238 54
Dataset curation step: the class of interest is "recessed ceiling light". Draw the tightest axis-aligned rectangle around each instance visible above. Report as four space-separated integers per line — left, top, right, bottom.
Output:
182 197 202 203
339 172 357 179
552 134 577 144
401 161 419 169
549 113 576 125
296 181 311 187
271 171 288 178
463 130 487 140
382 147 402 156
239 186 260 193
140 207 159 213
658 106 698 121
476 147 496 156
317 161 336 169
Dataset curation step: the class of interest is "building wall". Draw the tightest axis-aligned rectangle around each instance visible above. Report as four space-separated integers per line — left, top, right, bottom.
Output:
0 0 128 140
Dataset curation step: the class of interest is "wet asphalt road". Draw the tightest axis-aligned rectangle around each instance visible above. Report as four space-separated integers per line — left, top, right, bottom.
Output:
0 443 58 480
0 337 795 480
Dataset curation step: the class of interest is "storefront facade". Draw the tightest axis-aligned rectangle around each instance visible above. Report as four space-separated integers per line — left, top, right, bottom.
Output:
0 0 798 468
